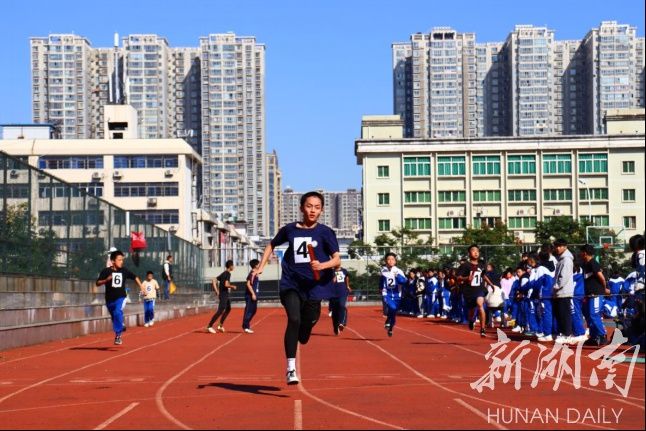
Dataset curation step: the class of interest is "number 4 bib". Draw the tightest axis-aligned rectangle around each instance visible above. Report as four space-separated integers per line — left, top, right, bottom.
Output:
294 237 313 263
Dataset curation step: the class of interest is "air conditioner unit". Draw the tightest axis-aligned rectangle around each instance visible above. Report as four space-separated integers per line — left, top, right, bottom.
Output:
91 172 102 180
147 197 158 207
447 210 455 216
514 231 522 239
517 210 525 215
9 169 19 178
164 169 173 177
113 170 122 179
554 209 561 215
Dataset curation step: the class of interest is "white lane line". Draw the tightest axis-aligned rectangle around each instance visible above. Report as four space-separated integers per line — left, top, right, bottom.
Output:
377 317 645 403
454 398 508 430
615 398 645 410
297 354 405 430
155 312 276 430
348 325 614 431
294 400 303 430
0 325 204 405
94 402 139 430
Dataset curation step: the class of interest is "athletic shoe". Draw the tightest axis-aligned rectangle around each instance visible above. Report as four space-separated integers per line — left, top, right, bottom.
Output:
286 370 300 385
384 323 391 329
150 320 154 326
338 324 345 332
572 334 588 343
114 336 122 345
511 326 523 333
328 311 333 317
535 333 544 338
144 323 150 328
217 325 226 333
495 316 502 323
207 327 217 334
387 329 393 337
468 321 475 331
417 314 424 319
440 315 447 319
480 328 486 338
538 335 554 342
244 328 254 334
435 314 441 318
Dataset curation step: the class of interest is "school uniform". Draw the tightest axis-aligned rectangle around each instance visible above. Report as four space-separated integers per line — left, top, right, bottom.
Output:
141 279 159 325
381 266 407 332
571 270 586 337
583 259 607 340
97 266 138 338
242 271 260 330
329 268 349 333
605 276 625 318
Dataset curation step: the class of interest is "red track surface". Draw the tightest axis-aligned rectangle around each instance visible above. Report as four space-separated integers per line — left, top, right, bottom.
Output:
0 307 643 430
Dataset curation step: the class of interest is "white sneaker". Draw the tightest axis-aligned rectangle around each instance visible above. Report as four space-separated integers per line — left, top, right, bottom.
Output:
441 315 447 319
328 311 333 317
150 320 154 326
244 328 254 334
207 327 216 334
555 335 575 344
286 370 300 385
535 332 545 338
495 316 502 322
144 323 150 328
217 325 226 333
572 335 588 343
537 335 553 342
511 326 523 333
417 314 424 319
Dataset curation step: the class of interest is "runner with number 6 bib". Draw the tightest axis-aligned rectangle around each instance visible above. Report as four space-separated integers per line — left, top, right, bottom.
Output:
457 244 492 338
255 191 340 385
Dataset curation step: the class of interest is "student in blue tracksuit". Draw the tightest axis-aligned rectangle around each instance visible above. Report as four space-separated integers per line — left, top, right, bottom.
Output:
533 251 556 342
437 270 450 318
426 270 439 317
580 244 610 346
606 272 625 318
523 256 541 337
96 250 144 345
510 267 526 333
329 266 351 335
255 191 341 385
381 252 407 337
571 263 587 342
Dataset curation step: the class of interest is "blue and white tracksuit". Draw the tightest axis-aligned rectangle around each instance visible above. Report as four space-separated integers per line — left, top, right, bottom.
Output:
571 270 586 337
523 270 540 334
605 277 624 318
381 266 407 330
426 276 439 316
531 264 555 336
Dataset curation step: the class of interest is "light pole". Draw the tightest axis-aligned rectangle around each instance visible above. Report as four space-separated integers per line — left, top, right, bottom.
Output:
578 178 592 242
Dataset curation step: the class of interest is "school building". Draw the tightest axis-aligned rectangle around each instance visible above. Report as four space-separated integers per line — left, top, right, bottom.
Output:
355 113 645 245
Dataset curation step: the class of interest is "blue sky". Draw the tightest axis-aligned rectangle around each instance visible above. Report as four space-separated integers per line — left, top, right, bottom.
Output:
0 0 644 191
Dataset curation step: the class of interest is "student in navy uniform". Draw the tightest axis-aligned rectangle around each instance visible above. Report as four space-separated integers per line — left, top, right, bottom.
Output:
96 250 144 345
206 260 237 333
255 191 340 385
329 265 351 335
457 245 492 337
242 259 260 334
380 252 407 337
580 244 610 346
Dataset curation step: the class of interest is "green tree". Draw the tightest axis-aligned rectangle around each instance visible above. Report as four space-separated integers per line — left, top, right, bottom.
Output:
373 227 435 269
535 216 588 245
454 220 520 271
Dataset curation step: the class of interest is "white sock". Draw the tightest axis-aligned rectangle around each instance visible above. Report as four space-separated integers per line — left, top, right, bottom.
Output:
287 358 296 372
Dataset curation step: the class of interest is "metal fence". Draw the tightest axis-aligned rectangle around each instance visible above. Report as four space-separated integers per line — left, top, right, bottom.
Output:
0 151 203 290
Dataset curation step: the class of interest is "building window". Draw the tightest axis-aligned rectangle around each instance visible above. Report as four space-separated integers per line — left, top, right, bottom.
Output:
508 217 537 229
543 154 572 174
472 156 501 175
438 217 466 230
378 219 391 232
473 217 499 228
623 216 637 229
622 161 635 174
38 156 104 170
377 165 390 178
622 189 636 202
437 156 466 176
438 191 466 202
377 193 390 205
404 218 432 230
473 190 501 202
403 157 431 176
113 155 179 169
114 182 179 197
127 210 179 224
507 155 536 175
38 210 105 226
578 153 608 173
579 188 608 201
579 215 609 227
543 189 572 201
404 191 431 203
508 190 537 202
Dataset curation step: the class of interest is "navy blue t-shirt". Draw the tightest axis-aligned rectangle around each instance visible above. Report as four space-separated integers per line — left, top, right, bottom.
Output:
246 270 260 298
330 268 349 299
271 222 339 299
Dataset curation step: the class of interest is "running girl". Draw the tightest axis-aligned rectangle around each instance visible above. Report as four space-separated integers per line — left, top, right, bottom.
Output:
381 252 407 337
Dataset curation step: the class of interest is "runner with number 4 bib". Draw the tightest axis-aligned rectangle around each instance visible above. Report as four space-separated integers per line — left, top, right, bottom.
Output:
457 244 492 338
255 191 341 385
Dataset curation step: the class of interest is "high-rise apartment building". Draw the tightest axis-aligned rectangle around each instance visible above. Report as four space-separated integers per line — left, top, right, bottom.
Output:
199 34 267 237
266 150 282 237
393 22 645 138
31 32 270 238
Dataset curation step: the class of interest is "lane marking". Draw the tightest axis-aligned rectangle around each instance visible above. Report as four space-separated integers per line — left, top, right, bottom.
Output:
294 400 303 430
0 325 205 405
348 325 614 430
94 402 139 430
155 312 276 430
375 317 645 403
454 398 507 430
297 354 405 430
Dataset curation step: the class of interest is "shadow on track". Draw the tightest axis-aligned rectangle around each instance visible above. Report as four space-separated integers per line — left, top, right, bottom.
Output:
197 382 289 398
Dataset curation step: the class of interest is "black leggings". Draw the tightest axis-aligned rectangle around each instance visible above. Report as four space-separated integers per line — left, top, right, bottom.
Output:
281 290 321 358
208 294 231 327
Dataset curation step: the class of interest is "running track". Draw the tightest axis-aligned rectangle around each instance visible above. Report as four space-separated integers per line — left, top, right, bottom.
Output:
0 307 643 430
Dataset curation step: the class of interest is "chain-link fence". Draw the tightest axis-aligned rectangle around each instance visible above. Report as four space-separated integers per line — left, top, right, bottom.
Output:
0 151 203 290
